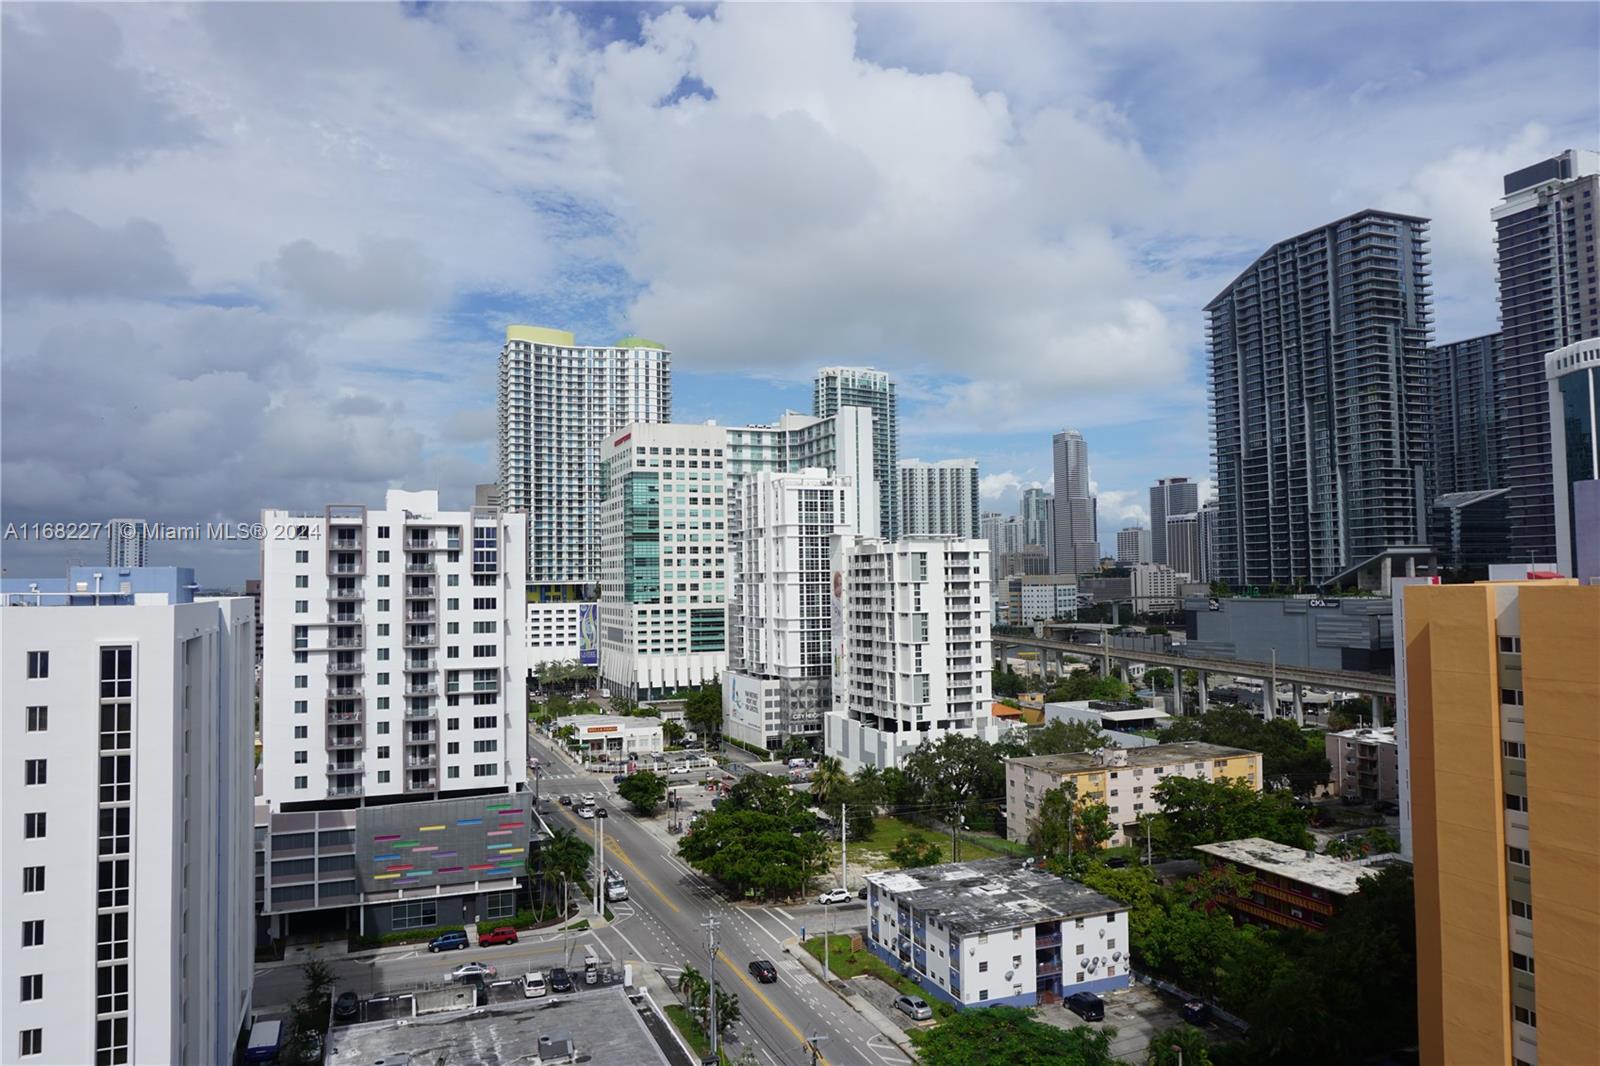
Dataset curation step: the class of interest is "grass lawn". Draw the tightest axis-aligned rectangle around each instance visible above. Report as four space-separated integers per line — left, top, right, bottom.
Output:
802 935 956 1020
856 815 1025 865
664 1004 731 1066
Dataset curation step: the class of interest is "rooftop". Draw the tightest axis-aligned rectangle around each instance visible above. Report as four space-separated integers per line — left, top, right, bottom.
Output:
573 714 664 731
1008 741 1257 774
1 566 198 607
1194 837 1381 896
326 986 671 1066
1327 726 1398 746
866 858 1124 935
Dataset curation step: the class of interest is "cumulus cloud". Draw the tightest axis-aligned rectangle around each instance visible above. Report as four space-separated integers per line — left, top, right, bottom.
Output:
2 209 189 303
979 472 1024 503
270 237 441 315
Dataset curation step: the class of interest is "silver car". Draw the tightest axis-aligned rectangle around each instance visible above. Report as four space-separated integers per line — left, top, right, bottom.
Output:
894 994 933 1021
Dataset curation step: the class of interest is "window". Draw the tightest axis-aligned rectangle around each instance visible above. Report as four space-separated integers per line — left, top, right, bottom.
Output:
392 899 437 930
1502 740 1527 759
24 759 46 786
23 866 44 893
295 776 308 789
447 766 460 779
296 549 309 563
1514 1005 1537 1028
377 721 390 735
1511 899 1533 920
294 751 308 765
22 920 44 947
294 675 308 689
295 600 308 614
377 551 389 563
294 726 308 739
473 740 499 753
294 700 307 715
978 961 988 972
1505 793 1529 812
377 575 389 587
377 746 390 759
473 715 497 729
295 575 309 588
378 526 390 539
377 771 390 784
474 763 496 777
1508 846 1531 867
26 651 48 678
1501 688 1524 707
378 599 389 612
24 812 45 838
1075 943 1085 955
1511 951 1535 974
1498 636 1522 653
978 989 989 1001
447 741 460 755
20 974 42 1001
25 706 46 731
19 1030 42 1057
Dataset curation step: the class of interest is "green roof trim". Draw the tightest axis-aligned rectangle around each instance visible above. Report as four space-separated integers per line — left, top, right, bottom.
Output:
616 336 667 350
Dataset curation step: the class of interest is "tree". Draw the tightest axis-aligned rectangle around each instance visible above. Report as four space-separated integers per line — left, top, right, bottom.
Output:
678 808 827 900
1046 670 1134 704
1156 706 1330 793
1150 775 1313 851
992 663 1028 698
676 967 742 1043
903 733 1013 834
1028 719 1108 756
662 720 686 746
554 723 578 747
909 1006 1122 1066
1147 1027 1212 1066
1145 668 1174 692
888 831 943 869
285 959 334 1061
725 771 807 817
611 693 640 716
619 770 667 816
1029 782 1113 869
537 827 593 910
809 755 849 809
684 680 724 739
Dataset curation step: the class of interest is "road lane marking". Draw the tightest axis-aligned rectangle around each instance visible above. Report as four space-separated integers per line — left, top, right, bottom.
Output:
556 810 681 915
717 948 831 1066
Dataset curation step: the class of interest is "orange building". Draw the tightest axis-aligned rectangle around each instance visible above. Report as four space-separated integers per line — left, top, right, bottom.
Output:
1406 580 1599 1066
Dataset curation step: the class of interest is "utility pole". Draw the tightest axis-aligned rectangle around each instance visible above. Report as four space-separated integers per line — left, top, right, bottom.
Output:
808 1033 828 1066
1144 815 1152 867
594 811 605 916
950 808 959 863
703 914 721 1064
840 802 848 894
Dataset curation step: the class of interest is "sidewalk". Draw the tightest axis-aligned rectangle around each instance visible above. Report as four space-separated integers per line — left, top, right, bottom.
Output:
256 911 601 971
783 935 918 1060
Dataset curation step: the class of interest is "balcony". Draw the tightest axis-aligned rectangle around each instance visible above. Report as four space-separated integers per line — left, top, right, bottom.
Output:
326 709 363 724
326 611 363 625
327 588 365 602
404 706 438 721
405 538 439 551
328 784 365 798
1037 961 1063 977
403 633 437 649
406 608 437 623
327 562 363 575
326 732 364 750
405 774 439 793
328 506 365 526
405 658 437 673
327 635 364 649
406 754 438 769
404 585 437 600
406 731 438 745
404 563 437 575
405 680 438 696
326 662 363 677
326 687 364 701
1035 933 1063 948
327 761 364 776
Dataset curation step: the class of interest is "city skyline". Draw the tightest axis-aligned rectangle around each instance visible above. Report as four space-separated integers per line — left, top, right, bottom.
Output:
4 4 1597 585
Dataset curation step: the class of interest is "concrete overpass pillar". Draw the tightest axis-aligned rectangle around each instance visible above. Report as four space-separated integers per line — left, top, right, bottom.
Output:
1292 682 1305 728
1262 676 1277 718
1173 666 1184 716
1197 672 1209 715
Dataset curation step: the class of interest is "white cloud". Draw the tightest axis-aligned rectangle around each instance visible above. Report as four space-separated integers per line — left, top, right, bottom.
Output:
979 472 1024 503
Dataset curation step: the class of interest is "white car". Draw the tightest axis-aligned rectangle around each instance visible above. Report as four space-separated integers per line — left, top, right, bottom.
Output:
577 806 596 819
816 888 851 905
448 961 497 982
522 970 548 998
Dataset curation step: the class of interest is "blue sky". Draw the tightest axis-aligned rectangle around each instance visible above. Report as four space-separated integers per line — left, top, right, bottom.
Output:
3 2 1597 584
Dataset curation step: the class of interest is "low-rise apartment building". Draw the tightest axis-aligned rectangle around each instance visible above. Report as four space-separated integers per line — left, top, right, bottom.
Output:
865 859 1130 1009
1194 837 1394 932
1005 743 1262 846
1324 726 1399 803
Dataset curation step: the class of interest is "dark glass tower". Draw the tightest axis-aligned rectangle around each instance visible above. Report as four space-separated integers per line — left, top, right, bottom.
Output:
1206 210 1434 586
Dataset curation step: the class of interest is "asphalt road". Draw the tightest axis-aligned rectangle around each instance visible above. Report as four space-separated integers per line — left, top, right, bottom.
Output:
527 732 910 1066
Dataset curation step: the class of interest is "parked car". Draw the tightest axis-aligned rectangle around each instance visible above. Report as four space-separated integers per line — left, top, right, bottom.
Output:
893 994 933 1021
447 961 497 982
817 888 850 905
857 885 868 899
577 806 596 819
522 970 548 998
549 967 575 993
478 926 519 947
1374 800 1400 815
748 959 777 983
596 807 609 818
1066 991 1105 1022
428 931 469 953
1181 1000 1212 1026
333 991 360 1020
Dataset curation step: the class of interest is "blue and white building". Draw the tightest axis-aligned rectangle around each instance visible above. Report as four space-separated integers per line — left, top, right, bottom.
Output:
864 858 1130 1009
2 567 256 1066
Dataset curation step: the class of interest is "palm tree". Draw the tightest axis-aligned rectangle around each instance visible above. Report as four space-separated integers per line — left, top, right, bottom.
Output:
810 755 848 809
537 828 593 915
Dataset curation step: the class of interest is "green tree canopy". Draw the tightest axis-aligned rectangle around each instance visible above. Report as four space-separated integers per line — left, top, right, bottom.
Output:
618 770 668 816
1046 670 1135 704
888 831 942 869
1156 706 1330 793
1150 775 1313 851
809 755 849 809
909 1006 1124 1066
1146 1026 1212 1066
992 663 1029 698
677 808 827 900
1029 782 1114 870
661 720 686 746
683 680 723 738
725 770 807 818
1027 718 1109 756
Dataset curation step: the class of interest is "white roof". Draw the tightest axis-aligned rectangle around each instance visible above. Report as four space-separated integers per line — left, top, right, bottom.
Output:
1194 838 1379 896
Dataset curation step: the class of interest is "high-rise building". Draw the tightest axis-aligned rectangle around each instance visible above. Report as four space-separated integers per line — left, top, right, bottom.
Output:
724 469 862 751
725 409 880 538
1492 150 1600 563
255 492 534 940
1207 210 1433 586
1165 512 1203 580
1115 527 1150 565
1129 563 1182 612
105 517 148 568
1052 429 1098 574
497 325 671 583
1429 334 1503 499
1405 579 1600 1066
1020 487 1055 563
826 536 998 771
1198 501 1219 585
1147 477 1198 565
598 423 731 699
814 367 898 540
1547 338 1600 580
2 567 255 1066
897 458 980 538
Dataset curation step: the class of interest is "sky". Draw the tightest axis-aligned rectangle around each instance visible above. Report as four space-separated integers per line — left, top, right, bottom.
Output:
3 2 1597 587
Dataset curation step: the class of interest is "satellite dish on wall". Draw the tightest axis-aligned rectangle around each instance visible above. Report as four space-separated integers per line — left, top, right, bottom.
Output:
1004 970 1014 981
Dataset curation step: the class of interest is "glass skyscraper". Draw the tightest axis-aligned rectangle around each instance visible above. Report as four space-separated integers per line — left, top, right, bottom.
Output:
814 367 898 540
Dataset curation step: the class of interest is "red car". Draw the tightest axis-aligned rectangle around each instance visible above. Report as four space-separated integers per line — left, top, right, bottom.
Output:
478 926 519 947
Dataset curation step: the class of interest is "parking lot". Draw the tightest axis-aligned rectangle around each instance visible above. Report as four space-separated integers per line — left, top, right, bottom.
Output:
1037 981 1229 1062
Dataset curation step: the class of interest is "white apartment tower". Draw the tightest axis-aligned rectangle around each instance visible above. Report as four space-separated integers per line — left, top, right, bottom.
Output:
599 423 732 699
497 325 671 583
724 469 862 751
897 458 981 538
2 568 254 1066
826 536 999 772
260 490 529 805
815 367 899 540
1129 563 1183 612
1115 527 1151 565
1165 513 1203 581
105 518 148 568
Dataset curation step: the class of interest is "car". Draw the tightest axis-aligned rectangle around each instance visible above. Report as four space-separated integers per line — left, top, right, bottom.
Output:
596 807 609 818
428 930 469 953
893 994 933 1021
478 926 519 947
333 990 360 1020
447 961 497 982
559 795 573 806
1105 856 1132 869
748 959 778 983
1340 794 1365 807
1181 1000 1212 1026
857 885 868 899
613 773 629 784
580 792 595 804
1374 800 1400 815
1066 991 1105 1022
816 887 850 905
577 806 596 819
523 970 548 998
549 967 575 993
